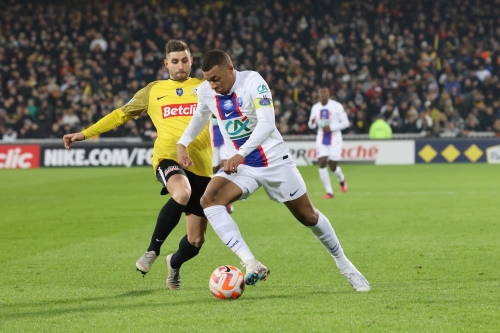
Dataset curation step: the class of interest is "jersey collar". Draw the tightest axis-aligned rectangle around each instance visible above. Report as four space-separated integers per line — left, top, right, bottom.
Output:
228 70 241 95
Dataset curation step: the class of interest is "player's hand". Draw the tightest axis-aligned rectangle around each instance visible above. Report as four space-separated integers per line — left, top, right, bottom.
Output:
177 144 193 168
224 154 244 174
322 125 331 133
63 132 85 149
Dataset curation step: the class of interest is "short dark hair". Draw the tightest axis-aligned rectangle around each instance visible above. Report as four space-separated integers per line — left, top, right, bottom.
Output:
202 49 231 72
165 40 190 56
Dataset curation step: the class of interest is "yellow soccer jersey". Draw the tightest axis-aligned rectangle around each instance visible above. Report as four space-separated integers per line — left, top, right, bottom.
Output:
82 78 212 177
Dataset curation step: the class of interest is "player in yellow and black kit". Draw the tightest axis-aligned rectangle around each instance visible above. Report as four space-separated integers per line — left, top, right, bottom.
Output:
63 40 211 289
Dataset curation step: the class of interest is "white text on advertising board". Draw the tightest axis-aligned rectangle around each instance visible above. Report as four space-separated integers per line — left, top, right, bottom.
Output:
44 148 153 167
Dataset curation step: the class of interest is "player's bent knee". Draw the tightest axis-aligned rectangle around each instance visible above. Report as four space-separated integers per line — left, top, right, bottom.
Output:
200 193 215 209
188 235 205 248
171 187 191 205
297 211 319 227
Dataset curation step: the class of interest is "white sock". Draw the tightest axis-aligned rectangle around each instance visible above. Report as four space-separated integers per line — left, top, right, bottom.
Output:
308 211 351 270
203 205 255 263
319 167 333 194
333 166 345 183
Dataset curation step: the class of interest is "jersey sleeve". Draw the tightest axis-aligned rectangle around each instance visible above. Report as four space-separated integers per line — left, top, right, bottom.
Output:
236 73 276 158
82 109 134 139
81 82 157 139
249 72 274 110
177 85 212 147
120 81 158 118
329 104 349 131
308 106 317 129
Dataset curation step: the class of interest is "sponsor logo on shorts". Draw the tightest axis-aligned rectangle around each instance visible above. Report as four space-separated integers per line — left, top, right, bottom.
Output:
290 188 299 196
164 165 180 176
162 103 197 118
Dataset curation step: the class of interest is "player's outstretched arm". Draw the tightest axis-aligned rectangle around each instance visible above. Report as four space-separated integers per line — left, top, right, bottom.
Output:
66 84 150 147
63 132 85 149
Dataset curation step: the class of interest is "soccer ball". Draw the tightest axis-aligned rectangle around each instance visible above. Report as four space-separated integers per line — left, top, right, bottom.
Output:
209 265 245 299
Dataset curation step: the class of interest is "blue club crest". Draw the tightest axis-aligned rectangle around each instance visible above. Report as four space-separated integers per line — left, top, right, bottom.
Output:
223 100 233 110
237 97 243 107
176 88 183 96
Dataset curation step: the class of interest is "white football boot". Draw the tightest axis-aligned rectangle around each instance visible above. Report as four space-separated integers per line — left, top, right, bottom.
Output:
242 259 270 286
340 264 370 291
165 254 181 290
135 251 158 275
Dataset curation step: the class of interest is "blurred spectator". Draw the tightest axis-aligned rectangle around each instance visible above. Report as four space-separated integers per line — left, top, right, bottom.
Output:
494 119 500 137
141 120 157 141
369 114 392 139
403 110 420 134
2 127 17 142
0 0 499 140
434 112 448 135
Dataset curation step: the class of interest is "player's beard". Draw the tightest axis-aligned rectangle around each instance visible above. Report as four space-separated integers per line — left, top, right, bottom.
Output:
171 71 190 81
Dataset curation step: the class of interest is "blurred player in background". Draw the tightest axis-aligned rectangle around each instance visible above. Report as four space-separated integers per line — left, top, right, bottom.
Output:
210 116 234 214
63 40 211 290
177 50 370 292
308 88 349 199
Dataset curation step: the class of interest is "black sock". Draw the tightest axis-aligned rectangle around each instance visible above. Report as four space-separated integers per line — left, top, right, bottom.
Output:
170 235 201 269
147 198 186 256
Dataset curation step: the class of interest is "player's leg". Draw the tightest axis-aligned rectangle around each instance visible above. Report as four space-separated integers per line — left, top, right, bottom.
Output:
165 171 210 289
328 142 347 192
201 172 269 286
212 146 221 174
136 160 190 275
267 163 368 291
219 144 234 214
217 161 235 214
318 145 334 198
284 193 370 291
166 214 207 289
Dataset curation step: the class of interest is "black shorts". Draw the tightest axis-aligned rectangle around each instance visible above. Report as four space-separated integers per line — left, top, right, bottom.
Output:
156 159 211 217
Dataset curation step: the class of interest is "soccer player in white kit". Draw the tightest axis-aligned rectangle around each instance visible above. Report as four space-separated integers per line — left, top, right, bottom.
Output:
308 88 349 199
177 50 369 291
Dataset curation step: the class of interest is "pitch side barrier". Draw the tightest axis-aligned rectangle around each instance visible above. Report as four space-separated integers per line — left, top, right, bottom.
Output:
1 137 500 169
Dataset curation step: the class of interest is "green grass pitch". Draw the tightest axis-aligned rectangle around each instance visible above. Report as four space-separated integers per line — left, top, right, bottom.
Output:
0 164 499 332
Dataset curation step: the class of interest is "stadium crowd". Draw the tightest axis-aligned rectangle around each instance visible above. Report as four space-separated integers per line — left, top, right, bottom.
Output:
1 0 500 142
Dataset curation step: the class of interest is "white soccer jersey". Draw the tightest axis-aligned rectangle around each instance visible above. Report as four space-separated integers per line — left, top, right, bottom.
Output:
308 99 349 147
187 70 289 167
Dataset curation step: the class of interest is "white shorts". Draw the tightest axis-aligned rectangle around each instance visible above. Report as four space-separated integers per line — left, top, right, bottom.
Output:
317 142 342 161
214 159 307 203
212 144 230 167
